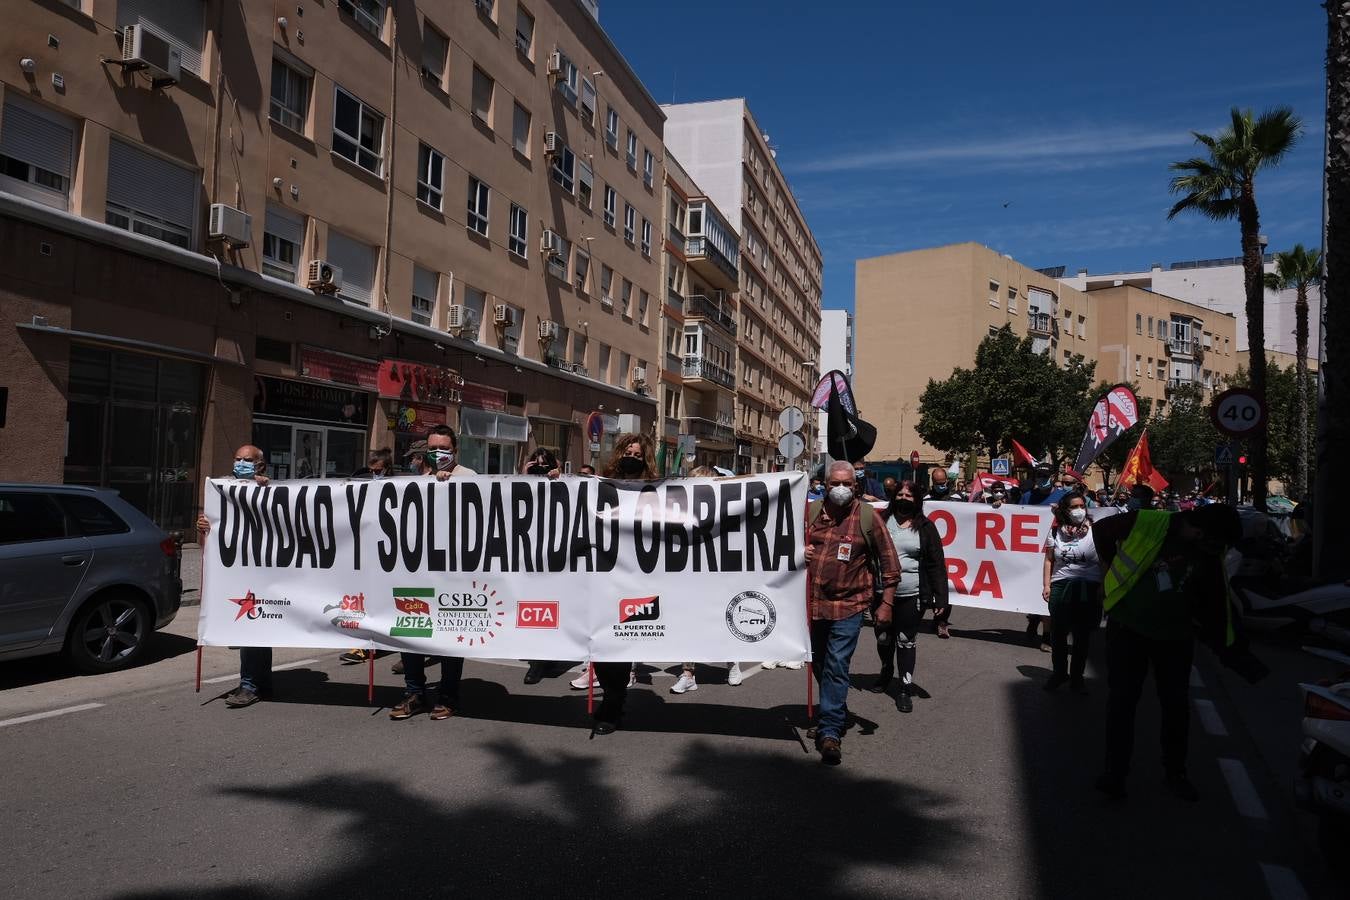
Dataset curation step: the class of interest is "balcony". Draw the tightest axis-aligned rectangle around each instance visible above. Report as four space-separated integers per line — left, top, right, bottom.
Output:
685 237 739 291
682 415 735 447
668 222 686 248
665 286 684 311
1028 312 1055 336
1168 338 1194 356
686 293 737 336
682 354 735 389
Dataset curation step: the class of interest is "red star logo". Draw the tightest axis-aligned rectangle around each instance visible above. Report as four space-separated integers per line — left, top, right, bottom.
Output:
457 635 464 643
231 591 259 621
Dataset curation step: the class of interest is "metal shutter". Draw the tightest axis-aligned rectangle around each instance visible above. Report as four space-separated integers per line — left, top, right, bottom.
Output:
264 205 303 246
106 139 197 233
116 0 205 76
0 96 73 179
327 230 375 304
413 265 437 300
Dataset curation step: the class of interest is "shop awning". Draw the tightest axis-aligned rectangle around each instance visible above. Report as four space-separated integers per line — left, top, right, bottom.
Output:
459 407 530 442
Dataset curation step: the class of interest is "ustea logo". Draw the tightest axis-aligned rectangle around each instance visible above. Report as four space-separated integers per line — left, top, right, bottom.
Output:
390 588 434 638
618 596 660 623
230 590 290 621
726 591 776 643
516 601 560 629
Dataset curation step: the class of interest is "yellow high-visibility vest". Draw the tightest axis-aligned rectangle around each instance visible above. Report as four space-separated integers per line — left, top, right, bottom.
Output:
1102 510 1171 612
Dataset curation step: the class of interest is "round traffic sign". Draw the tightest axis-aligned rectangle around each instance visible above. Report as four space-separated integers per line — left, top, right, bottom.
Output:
1210 388 1266 436
777 432 806 460
778 405 805 433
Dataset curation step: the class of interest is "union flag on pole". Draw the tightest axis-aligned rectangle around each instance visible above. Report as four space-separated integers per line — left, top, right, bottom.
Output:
1117 429 1168 492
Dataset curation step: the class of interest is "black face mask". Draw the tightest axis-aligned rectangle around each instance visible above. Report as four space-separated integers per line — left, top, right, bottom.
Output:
892 498 917 517
526 464 551 476
616 456 645 476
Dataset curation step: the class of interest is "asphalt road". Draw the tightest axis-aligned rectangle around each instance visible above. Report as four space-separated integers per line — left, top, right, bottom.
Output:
1 602 1343 899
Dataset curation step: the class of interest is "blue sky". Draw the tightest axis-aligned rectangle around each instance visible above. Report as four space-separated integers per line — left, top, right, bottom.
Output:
600 0 1326 313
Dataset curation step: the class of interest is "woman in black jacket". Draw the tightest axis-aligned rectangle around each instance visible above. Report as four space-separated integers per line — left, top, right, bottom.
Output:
872 481 948 713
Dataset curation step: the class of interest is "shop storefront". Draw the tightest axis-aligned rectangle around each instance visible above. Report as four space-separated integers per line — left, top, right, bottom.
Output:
458 382 528 474
376 357 462 469
251 374 372 479
63 343 206 531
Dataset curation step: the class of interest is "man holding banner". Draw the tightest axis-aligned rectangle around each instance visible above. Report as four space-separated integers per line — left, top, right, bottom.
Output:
806 461 900 765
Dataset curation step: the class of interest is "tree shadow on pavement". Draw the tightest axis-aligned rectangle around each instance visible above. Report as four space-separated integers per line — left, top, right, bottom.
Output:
111 738 971 898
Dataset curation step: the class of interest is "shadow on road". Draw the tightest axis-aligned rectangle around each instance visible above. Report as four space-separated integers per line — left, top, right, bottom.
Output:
110 739 971 897
0 631 198 690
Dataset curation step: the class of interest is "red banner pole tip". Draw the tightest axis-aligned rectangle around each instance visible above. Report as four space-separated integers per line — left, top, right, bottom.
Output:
195 645 203 693
586 662 595 717
368 646 375 705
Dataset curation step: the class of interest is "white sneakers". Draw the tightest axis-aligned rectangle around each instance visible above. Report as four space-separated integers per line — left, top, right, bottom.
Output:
727 662 744 686
671 672 698 694
781 661 803 670
569 669 595 690
761 660 801 670
761 660 779 669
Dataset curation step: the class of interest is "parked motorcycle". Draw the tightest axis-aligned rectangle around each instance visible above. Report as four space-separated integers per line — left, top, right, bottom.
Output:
1296 647 1350 877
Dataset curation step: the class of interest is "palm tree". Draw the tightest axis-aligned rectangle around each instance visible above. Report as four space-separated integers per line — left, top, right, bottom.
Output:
1263 244 1321 499
1167 107 1303 509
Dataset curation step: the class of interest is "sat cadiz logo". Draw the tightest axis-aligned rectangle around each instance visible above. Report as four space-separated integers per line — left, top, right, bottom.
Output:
435 580 505 647
726 591 776 643
613 596 664 639
324 592 367 631
230 591 291 621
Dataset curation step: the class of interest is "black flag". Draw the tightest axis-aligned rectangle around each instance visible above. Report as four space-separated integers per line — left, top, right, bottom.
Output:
811 370 875 462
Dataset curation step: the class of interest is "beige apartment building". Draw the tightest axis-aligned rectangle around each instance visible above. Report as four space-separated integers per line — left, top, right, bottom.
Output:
664 99 822 474
855 242 1241 470
657 152 738 471
0 0 662 529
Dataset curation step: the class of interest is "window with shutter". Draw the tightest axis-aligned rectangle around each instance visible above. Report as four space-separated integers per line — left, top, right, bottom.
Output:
116 0 206 76
327 229 377 305
0 95 75 210
105 139 197 249
412 265 437 326
262 204 305 281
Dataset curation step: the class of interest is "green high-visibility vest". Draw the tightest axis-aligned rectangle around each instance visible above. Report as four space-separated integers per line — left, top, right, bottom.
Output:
1102 510 1170 613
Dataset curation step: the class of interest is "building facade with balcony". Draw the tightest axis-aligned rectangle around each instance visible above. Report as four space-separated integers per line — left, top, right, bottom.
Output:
0 0 662 528
663 99 821 474
657 151 736 470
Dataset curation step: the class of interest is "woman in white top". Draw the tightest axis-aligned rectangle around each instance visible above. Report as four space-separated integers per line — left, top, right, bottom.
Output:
1041 491 1101 693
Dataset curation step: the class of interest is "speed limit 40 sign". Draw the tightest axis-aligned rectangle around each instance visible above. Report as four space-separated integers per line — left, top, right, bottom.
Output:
1210 387 1267 436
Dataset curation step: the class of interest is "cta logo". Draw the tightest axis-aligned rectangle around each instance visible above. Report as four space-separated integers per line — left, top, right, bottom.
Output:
324 592 367 631
726 590 777 643
230 590 290 621
390 588 434 638
516 601 560 629
619 596 660 623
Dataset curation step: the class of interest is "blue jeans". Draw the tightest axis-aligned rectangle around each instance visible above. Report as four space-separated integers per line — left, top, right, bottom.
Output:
401 654 465 704
810 611 865 741
238 647 273 694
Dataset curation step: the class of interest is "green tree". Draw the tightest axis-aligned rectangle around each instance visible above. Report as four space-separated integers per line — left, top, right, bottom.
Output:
1167 106 1303 509
1264 244 1322 499
916 326 1096 464
1149 382 1224 490
1228 362 1317 491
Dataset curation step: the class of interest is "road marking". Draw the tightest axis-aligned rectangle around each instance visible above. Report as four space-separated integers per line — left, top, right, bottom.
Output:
1189 666 1204 688
1218 758 1269 820
1259 863 1309 900
1192 698 1229 736
202 658 319 685
0 702 104 729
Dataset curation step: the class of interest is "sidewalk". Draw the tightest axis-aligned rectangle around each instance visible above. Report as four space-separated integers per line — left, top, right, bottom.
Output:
180 543 201 606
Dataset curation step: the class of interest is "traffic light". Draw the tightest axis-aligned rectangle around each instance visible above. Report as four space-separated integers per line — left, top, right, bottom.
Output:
1237 453 1248 465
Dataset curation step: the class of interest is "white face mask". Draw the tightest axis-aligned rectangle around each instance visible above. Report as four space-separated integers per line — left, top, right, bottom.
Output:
827 486 855 506
1068 508 1087 524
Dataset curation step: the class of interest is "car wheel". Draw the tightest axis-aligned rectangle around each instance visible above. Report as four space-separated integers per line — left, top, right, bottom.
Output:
66 592 152 674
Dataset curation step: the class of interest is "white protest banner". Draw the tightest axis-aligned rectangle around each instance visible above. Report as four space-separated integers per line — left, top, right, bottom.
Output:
200 472 808 663
921 501 1057 615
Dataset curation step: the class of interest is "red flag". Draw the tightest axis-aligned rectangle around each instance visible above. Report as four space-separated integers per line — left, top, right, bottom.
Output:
1010 439 1038 467
1117 430 1168 492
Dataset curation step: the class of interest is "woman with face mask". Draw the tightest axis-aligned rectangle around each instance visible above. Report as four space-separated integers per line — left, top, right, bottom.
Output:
1041 492 1102 692
872 481 948 713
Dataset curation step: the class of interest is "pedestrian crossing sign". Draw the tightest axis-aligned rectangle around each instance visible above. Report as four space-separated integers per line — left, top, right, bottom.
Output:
1215 443 1235 466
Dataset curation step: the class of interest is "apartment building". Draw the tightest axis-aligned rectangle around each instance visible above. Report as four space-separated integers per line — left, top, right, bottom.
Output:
815 308 851 457
854 242 1240 467
0 0 661 529
657 151 738 471
1059 256 1322 359
664 99 822 474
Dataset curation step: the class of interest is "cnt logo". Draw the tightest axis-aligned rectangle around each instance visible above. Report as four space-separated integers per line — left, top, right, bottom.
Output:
619 595 660 623
231 590 290 621
516 601 560 629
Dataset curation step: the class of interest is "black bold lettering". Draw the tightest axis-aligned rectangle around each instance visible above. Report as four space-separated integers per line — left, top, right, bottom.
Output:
293 486 318 568
743 481 771 572
771 477 797 571
569 480 593 571
460 483 484 571
216 483 238 567
400 482 425 571
633 485 661 573
510 481 535 573
238 485 263 566
345 484 368 570
663 485 689 572
483 483 510 572
270 486 294 568
315 486 336 569
377 481 398 572
594 480 619 572
546 481 570 572
718 482 743 573
690 484 718 572
426 481 446 572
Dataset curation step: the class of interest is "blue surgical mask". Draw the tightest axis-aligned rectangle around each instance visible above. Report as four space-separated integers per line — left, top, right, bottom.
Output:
233 460 257 479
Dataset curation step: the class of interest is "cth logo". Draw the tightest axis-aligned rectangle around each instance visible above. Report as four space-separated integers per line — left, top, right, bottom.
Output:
619 596 660 623
725 591 777 643
516 601 560 629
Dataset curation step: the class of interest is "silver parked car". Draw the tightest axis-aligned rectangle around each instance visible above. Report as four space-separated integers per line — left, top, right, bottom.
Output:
0 484 182 673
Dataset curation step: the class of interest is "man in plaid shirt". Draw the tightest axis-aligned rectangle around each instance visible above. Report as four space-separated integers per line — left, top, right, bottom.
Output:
807 461 901 765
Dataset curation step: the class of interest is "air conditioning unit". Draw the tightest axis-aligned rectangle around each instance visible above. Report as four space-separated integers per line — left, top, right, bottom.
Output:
546 51 563 76
543 131 560 155
446 304 470 331
306 259 343 293
121 24 181 85
538 320 559 342
208 204 252 248
493 303 513 326
631 365 647 385
540 229 561 257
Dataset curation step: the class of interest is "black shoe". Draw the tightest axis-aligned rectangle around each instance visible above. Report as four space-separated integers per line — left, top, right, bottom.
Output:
1095 773 1127 799
523 662 545 685
224 687 261 708
869 667 893 693
1044 673 1069 692
819 737 842 766
896 691 913 714
593 719 619 736
1165 774 1200 802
